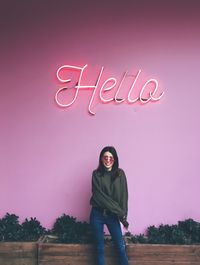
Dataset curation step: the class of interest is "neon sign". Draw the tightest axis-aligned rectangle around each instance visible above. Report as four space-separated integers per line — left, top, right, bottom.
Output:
55 64 164 115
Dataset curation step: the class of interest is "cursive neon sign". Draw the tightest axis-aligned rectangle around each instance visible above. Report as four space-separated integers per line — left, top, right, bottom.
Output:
55 64 164 115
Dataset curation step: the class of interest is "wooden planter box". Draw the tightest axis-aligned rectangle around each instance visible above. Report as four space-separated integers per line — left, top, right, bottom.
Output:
38 243 200 265
0 242 37 265
0 242 200 265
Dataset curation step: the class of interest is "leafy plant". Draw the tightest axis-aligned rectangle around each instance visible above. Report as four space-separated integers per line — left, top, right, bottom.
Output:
170 225 187 244
0 213 23 241
1 213 200 244
21 217 46 241
131 234 148 244
146 219 200 244
146 225 160 244
178 219 200 244
51 214 92 243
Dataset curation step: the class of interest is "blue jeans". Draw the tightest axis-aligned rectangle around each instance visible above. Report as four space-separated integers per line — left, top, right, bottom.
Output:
90 207 129 265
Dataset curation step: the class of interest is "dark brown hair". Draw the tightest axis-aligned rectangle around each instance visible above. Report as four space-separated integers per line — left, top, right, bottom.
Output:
97 146 120 181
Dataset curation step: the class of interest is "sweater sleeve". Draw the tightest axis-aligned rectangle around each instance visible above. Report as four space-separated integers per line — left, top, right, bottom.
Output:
91 171 125 218
120 169 128 218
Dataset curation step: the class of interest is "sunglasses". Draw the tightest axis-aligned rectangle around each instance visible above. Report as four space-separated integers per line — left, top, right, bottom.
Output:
102 155 114 162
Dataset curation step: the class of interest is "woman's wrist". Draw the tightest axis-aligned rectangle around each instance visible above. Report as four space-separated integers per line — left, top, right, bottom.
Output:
119 216 129 228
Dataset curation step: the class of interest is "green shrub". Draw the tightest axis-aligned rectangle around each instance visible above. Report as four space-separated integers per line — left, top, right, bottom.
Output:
0 213 23 241
131 234 148 244
170 224 187 244
51 214 93 243
146 219 200 244
0 213 200 244
178 219 200 244
21 217 46 241
0 213 46 242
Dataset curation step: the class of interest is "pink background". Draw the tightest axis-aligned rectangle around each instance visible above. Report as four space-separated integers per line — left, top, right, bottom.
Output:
1 0 200 234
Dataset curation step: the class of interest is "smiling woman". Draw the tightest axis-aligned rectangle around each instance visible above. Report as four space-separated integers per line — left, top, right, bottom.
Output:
89 146 129 265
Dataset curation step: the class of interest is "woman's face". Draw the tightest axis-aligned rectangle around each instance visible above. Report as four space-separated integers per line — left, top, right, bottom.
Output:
102 151 114 171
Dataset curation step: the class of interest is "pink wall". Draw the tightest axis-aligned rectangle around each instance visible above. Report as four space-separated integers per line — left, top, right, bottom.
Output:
1 0 200 234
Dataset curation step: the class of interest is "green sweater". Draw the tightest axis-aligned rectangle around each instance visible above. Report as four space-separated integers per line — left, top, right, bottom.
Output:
90 168 128 219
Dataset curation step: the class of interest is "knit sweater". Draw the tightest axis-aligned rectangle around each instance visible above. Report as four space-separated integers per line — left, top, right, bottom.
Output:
90 168 128 219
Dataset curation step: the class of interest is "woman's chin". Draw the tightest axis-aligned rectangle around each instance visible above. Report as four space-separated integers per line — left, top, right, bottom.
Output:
104 166 112 171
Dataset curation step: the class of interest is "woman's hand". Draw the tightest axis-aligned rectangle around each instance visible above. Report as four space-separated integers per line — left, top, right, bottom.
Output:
120 216 129 229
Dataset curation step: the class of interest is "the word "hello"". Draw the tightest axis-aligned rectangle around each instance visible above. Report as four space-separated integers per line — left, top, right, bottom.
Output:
55 64 164 115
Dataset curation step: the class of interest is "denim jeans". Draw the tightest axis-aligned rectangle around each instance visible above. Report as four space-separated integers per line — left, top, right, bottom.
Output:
90 207 129 265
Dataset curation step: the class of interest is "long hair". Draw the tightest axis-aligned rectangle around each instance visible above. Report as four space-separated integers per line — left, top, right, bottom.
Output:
97 146 120 180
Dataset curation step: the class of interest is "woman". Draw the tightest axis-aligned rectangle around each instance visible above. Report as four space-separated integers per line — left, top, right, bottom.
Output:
90 146 129 265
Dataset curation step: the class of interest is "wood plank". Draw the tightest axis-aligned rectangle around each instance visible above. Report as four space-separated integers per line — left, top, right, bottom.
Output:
38 243 200 265
0 242 37 265
126 244 200 262
129 262 200 265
